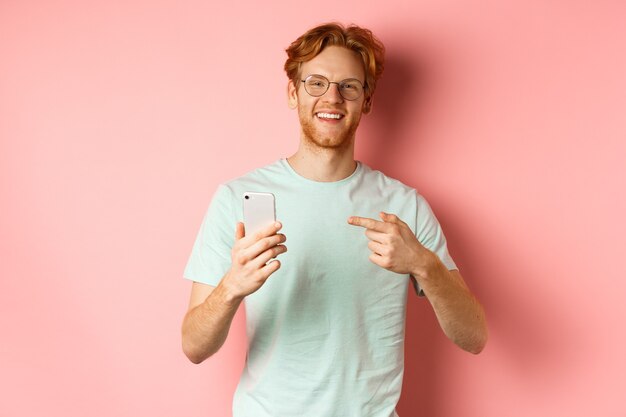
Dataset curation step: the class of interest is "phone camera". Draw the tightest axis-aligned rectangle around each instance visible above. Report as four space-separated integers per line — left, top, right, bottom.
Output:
245 195 249 199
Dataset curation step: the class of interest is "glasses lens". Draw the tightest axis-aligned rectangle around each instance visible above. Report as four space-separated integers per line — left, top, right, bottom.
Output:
304 75 329 97
339 79 363 101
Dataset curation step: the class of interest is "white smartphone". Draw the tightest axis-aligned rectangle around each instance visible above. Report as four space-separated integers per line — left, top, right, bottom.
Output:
243 192 276 236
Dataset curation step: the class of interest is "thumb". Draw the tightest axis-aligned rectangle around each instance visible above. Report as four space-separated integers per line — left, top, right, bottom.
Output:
235 222 245 240
378 211 396 222
380 212 398 223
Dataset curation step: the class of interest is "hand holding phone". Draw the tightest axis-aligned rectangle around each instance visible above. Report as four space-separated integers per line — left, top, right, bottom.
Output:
220 192 286 300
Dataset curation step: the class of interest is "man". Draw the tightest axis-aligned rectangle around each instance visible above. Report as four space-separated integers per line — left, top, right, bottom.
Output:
182 22 487 417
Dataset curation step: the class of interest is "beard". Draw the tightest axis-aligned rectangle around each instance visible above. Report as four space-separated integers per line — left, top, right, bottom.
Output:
298 108 361 151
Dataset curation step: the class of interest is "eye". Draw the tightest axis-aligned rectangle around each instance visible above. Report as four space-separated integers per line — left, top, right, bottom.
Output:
340 81 360 90
306 77 328 89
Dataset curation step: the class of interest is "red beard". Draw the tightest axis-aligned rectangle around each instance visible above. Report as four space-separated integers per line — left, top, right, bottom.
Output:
298 109 361 150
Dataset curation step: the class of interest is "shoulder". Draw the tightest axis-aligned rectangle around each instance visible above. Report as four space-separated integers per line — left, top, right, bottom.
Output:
219 159 284 193
358 161 418 199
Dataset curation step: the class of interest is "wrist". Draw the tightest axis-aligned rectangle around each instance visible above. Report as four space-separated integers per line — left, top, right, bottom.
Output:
215 278 244 307
411 250 443 282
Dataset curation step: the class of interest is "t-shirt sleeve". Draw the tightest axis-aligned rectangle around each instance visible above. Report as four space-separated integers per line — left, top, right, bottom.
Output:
183 184 236 286
411 191 458 297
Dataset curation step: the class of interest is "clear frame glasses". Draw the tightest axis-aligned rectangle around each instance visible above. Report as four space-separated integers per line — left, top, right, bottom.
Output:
301 74 365 101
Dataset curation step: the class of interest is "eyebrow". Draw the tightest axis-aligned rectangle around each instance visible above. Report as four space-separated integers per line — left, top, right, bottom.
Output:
304 74 365 83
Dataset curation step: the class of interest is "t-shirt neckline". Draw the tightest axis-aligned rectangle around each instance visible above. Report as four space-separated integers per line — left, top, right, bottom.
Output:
279 158 362 187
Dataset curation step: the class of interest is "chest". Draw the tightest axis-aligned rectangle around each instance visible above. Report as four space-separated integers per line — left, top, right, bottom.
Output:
251 189 412 306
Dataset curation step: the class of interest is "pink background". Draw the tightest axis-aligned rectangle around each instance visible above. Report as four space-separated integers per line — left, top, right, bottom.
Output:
2 1 625 416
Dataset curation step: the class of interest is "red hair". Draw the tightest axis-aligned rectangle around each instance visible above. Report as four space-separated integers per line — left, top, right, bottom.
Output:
284 23 385 104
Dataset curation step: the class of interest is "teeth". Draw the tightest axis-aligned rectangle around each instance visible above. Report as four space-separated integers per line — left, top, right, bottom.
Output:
317 112 342 119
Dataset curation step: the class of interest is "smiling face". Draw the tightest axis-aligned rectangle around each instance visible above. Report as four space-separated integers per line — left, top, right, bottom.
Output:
288 46 370 150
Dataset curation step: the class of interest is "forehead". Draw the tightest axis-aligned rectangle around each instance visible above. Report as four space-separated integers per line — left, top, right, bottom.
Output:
300 45 365 81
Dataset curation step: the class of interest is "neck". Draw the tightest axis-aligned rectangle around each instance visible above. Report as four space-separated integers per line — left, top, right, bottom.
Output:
287 137 357 182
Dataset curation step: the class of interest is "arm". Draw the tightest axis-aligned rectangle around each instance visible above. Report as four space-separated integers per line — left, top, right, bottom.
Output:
181 221 288 364
348 212 488 354
412 258 488 354
181 281 242 364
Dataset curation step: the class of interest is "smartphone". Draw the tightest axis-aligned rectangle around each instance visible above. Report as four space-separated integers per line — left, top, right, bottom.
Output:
243 192 276 236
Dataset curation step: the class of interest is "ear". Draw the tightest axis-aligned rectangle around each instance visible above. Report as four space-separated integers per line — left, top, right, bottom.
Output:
362 95 373 114
287 80 298 109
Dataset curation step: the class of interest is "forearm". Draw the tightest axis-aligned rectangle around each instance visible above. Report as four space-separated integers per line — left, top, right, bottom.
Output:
414 256 488 354
181 281 243 364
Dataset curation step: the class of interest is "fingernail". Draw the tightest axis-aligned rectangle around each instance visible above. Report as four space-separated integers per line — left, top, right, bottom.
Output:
275 222 281 229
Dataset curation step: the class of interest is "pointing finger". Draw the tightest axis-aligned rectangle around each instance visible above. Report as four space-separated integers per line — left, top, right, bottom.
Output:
348 216 390 232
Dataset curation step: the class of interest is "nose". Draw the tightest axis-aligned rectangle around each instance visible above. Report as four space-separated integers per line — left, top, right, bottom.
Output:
322 82 344 103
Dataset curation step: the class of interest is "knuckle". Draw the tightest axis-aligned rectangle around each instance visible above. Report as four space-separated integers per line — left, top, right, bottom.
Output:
235 253 247 265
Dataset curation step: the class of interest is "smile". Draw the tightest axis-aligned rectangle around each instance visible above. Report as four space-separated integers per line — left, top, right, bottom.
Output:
316 112 344 120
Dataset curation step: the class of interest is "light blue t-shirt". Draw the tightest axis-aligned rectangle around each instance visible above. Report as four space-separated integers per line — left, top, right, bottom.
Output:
184 158 457 417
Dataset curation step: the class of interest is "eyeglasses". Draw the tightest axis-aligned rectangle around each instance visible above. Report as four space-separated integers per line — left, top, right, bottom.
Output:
300 74 365 101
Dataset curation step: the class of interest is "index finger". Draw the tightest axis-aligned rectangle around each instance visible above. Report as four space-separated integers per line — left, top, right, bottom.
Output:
347 216 389 232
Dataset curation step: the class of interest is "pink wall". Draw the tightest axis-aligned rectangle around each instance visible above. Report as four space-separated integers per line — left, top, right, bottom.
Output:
2 1 625 416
